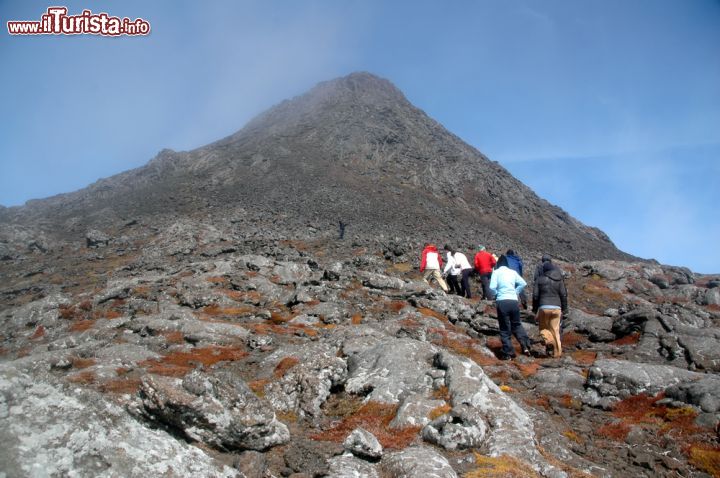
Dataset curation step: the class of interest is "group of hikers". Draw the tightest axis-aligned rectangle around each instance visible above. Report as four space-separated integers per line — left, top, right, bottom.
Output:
420 244 568 360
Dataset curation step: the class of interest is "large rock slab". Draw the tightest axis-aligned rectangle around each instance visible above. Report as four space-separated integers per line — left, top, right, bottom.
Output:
586 358 704 398
435 351 564 477
344 337 436 403
0 366 238 478
140 369 289 451
381 446 457 478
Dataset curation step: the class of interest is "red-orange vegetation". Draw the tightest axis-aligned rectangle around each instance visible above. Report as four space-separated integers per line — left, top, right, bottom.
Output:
428 403 452 420
561 331 587 348
78 300 93 311
571 350 597 366
202 304 255 316
30 325 45 339
525 395 551 410
431 332 499 367
515 361 540 378
706 304 720 312
310 401 420 450
99 377 142 394
160 330 185 344
67 370 96 384
58 304 78 320
105 310 123 319
432 386 450 401
597 421 632 441
559 394 582 410
611 333 641 346
140 345 248 377
686 443 720 476
205 276 228 284
274 356 300 379
387 300 407 313
351 313 363 325
71 356 96 369
582 279 624 302
249 379 270 397
417 307 447 321
132 286 152 298
69 320 95 332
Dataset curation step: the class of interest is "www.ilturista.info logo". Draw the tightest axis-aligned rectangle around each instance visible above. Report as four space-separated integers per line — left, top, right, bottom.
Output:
7 6 150 36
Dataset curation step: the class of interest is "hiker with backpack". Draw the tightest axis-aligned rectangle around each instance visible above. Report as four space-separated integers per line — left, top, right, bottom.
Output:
473 245 496 300
420 243 449 293
490 255 531 360
532 260 568 358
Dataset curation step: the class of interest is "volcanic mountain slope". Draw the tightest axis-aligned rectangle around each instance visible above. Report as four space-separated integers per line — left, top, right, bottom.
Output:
0 72 631 263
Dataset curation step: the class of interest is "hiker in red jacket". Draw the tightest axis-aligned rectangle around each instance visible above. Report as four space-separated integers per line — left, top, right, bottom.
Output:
420 244 448 293
474 245 496 299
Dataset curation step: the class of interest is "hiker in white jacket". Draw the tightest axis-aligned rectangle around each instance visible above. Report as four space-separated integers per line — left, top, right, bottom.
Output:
443 245 473 298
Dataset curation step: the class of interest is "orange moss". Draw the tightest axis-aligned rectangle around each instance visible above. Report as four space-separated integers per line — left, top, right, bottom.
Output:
525 395 551 410
563 430 584 444
132 286 152 298
687 443 720 476
387 300 407 313
160 330 185 344
310 401 420 450
140 345 248 377
105 310 123 319
559 394 582 410
432 386 450 401
351 313 363 325
500 384 516 393
248 379 270 397
68 370 96 384
30 325 45 339
611 333 641 346
58 304 78 320
561 331 587 348
274 356 300 379
78 300 93 311
431 332 498 367
417 307 447 321
571 350 597 366
71 356 96 369
70 320 95 332
203 304 255 316
99 377 142 394
515 361 540 378
205 276 227 284
428 403 452 420
466 453 540 478
597 421 631 441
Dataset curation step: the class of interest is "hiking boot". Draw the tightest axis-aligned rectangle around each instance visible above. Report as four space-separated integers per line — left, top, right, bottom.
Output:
498 353 515 361
545 343 554 357
522 347 532 357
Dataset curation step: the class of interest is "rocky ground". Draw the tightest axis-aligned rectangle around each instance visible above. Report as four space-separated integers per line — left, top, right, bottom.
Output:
1 215 719 477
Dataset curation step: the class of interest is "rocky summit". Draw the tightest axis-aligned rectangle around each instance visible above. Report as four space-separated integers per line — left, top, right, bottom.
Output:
1 73 719 477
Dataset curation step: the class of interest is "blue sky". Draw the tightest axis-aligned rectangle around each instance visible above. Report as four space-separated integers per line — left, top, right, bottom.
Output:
1 0 719 272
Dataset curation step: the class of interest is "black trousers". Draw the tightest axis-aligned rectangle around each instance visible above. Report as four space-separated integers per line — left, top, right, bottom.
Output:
496 299 531 357
479 273 492 299
460 269 472 298
446 274 461 295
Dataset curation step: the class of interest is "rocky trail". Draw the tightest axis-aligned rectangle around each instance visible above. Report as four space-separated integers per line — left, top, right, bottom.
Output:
1 216 719 477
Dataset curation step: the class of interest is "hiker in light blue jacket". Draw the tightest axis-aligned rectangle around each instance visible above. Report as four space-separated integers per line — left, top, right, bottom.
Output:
490 255 531 360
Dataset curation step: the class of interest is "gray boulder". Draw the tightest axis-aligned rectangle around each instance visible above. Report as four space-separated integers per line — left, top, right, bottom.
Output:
273 261 313 285
140 369 290 451
566 308 614 342
382 446 457 478
86 229 111 248
343 427 383 459
665 376 720 413
265 353 347 419
586 358 704 398
360 271 406 290
703 287 720 306
0 366 238 478
677 331 720 372
328 454 380 478
422 403 487 450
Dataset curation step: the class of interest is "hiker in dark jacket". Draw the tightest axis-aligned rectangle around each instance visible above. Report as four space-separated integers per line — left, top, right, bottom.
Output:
505 249 528 309
532 261 568 357
533 254 552 282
